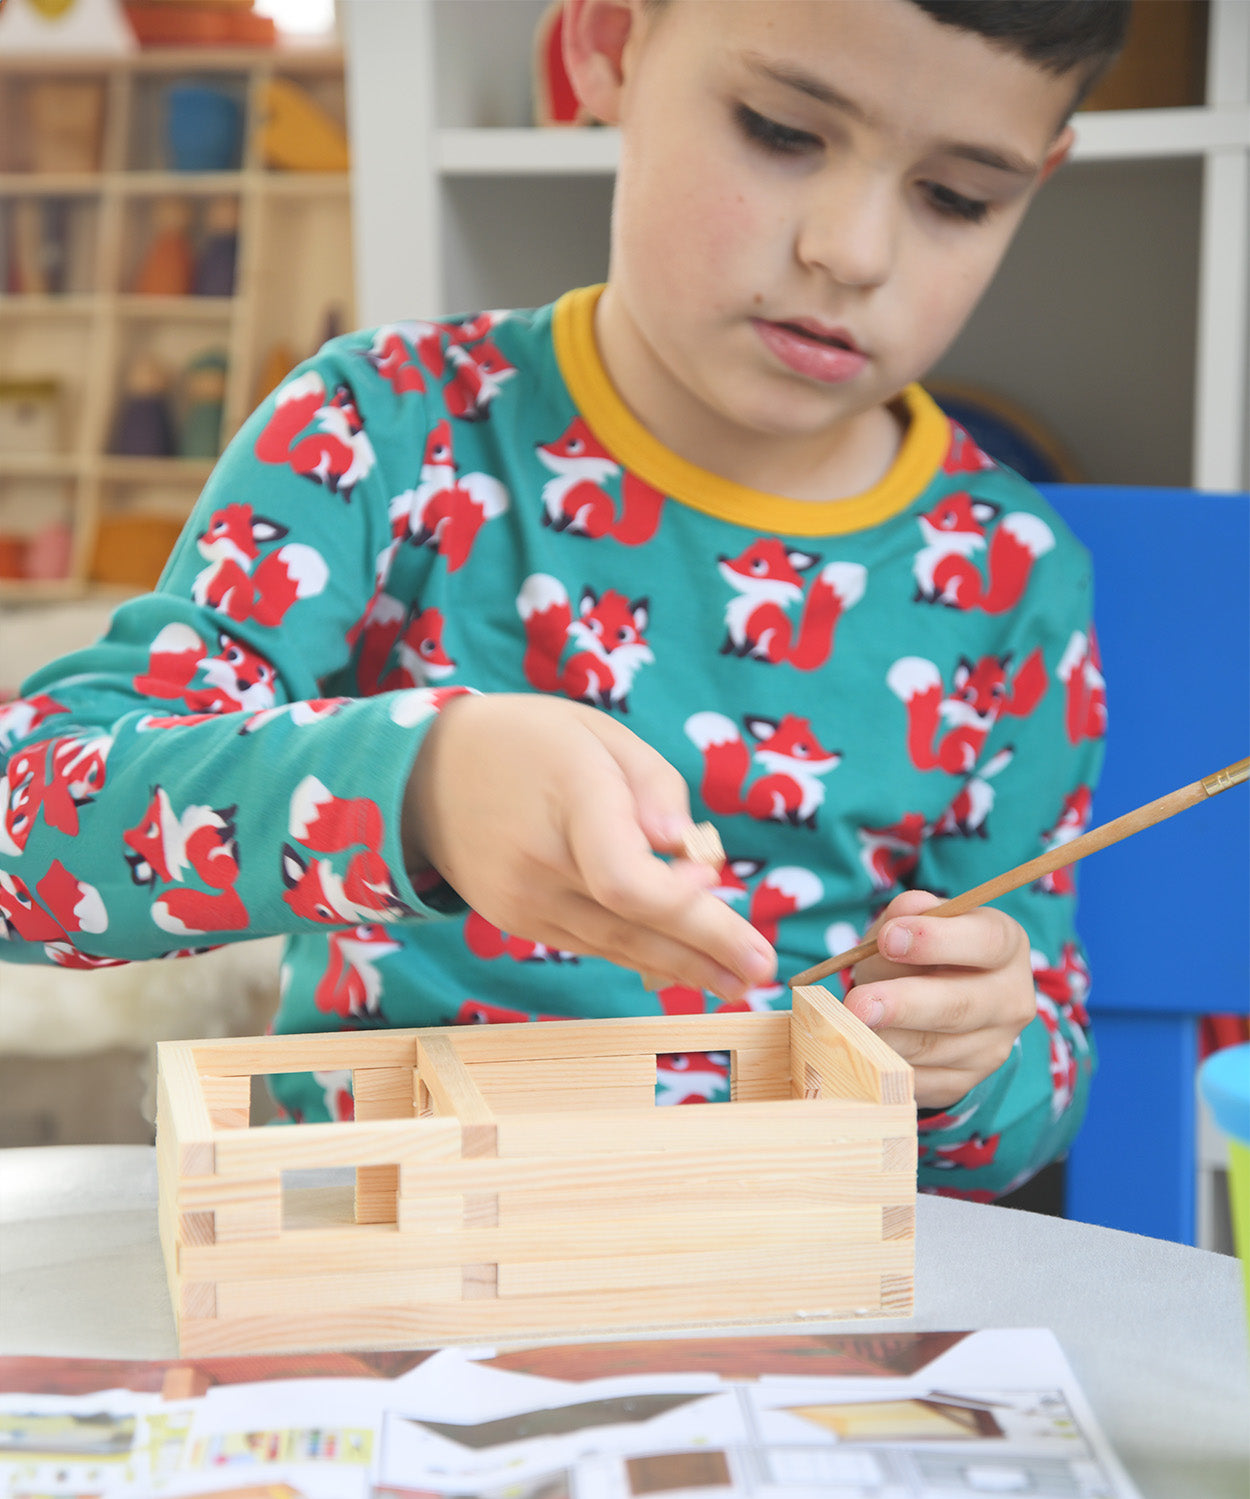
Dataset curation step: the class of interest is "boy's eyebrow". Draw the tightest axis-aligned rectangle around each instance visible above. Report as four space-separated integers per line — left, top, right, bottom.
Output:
744 55 1042 178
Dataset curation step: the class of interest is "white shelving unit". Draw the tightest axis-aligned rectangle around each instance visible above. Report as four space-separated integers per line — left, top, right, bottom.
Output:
342 0 1249 493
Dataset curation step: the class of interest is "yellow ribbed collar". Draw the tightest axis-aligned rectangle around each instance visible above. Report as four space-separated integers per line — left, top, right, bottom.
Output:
551 285 949 537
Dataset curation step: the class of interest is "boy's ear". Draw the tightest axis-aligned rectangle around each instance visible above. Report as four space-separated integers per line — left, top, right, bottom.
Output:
561 0 641 126
1038 124 1076 185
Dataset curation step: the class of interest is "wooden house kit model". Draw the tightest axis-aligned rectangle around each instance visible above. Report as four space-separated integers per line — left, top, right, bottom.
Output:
156 987 917 1354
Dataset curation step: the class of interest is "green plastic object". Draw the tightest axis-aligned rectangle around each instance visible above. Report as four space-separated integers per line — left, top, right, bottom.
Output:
1199 1043 1250 1312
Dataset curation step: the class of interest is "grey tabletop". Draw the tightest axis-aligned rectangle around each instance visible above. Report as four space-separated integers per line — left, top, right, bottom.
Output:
0 1144 1246 1499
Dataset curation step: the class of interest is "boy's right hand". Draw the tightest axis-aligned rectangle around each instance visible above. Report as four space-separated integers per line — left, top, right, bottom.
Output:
402 693 776 1002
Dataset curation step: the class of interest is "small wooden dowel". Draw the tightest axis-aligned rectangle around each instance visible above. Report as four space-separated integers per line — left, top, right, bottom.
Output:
787 755 1248 990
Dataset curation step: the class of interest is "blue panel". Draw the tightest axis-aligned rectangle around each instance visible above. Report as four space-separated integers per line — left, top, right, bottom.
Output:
1064 1011 1199 1242
1038 486 1249 1242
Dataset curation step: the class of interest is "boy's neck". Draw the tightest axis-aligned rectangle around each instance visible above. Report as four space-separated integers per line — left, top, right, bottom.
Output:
594 285 906 503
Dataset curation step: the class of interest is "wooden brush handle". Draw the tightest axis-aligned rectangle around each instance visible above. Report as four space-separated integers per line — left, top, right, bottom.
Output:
787 755 1249 990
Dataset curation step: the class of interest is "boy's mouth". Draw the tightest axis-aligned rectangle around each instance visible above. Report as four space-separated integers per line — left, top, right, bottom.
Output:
777 319 861 353
753 318 868 385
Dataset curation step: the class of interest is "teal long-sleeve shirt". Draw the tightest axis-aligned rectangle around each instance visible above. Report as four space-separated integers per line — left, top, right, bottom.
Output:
0 287 1105 1198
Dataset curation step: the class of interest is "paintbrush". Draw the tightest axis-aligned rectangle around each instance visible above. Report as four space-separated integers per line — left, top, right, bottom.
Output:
787 754 1249 990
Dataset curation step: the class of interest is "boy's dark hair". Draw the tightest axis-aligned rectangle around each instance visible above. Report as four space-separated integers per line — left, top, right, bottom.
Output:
642 0 1132 106
907 1 1131 100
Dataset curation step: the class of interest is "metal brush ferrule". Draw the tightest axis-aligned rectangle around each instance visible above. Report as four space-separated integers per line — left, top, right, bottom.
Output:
1202 758 1250 796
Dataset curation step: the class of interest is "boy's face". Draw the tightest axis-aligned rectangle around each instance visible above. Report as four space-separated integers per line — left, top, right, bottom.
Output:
571 0 1077 473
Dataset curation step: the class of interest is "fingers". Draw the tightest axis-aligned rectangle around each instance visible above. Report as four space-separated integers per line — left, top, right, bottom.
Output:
587 709 697 855
869 897 1022 976
539 888 772 1001
562 778 775 997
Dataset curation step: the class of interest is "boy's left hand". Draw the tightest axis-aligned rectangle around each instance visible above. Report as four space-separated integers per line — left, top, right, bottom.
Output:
841 890 1037 1109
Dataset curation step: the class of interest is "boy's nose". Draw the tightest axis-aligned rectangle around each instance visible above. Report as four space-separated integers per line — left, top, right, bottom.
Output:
797 174 897 290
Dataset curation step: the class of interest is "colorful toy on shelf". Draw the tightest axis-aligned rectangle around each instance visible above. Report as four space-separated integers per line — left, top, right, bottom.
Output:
133 196 195 295
90 512 185 589
192 194 238 296
0 378 61 453
256 75 349 171
0 0 136 56
23 518 74 581
178 348 227 458
166 82 244 171
123 0 275 48
0 534 26 580
111 352 176 456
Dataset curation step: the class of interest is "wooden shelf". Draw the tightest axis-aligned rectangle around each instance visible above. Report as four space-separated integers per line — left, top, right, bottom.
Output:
97 456 216 483
0 295 102 317
0 44 354 600
0 453 82 478
114 294 234 321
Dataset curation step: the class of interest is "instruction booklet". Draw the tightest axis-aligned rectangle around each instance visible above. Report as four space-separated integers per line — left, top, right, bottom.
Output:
0 1326 1142 1498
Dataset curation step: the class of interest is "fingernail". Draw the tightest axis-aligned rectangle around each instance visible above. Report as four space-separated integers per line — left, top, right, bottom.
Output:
713 968 748 1002
854 995 885 1028
658 814 691 844
881 923 912 960
746 939 776 984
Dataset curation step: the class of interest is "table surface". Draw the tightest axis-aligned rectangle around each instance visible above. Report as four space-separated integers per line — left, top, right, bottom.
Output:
1 1144 1246 1499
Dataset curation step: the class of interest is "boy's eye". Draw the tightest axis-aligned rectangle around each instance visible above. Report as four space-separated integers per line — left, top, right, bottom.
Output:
924 182 991 224
735 104 820 157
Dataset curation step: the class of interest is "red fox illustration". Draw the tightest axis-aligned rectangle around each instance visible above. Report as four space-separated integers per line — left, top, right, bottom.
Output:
122 787 248 936
1032 941 1091 1029
744 864 822 947
933 746 1015 839
0 861 106 949
254 371 376 498
0 692 68 754
941 422 996 476
0 733 111 857
926 1133 1002 1171
362 313 505 393
1035 785 1093 895
353 593 455 694
718 540 866 669
535 418 665 545
887 651 1046 774
685 711 840 828
655 1050 731 1105
913 493 1055 613
858 811 929 891
313 924 402 1019
1057 625 1107 744
1035 991 1081 1120
454 997 567 1026
391 420 509 572
518 573 653 711
281 775 414 925
133 623 278 716
192 503 328 628
463 909 579 965
384 605 455 691
444 338 516 422
363 325 428 395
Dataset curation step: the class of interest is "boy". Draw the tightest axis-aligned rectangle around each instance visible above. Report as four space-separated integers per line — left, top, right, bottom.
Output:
0 0 1126 1198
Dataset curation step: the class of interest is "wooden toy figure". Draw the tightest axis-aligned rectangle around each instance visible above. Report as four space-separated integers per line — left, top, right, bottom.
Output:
134 197 194 297
193 195 238 297
178 349 227 458
111 353 176 457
